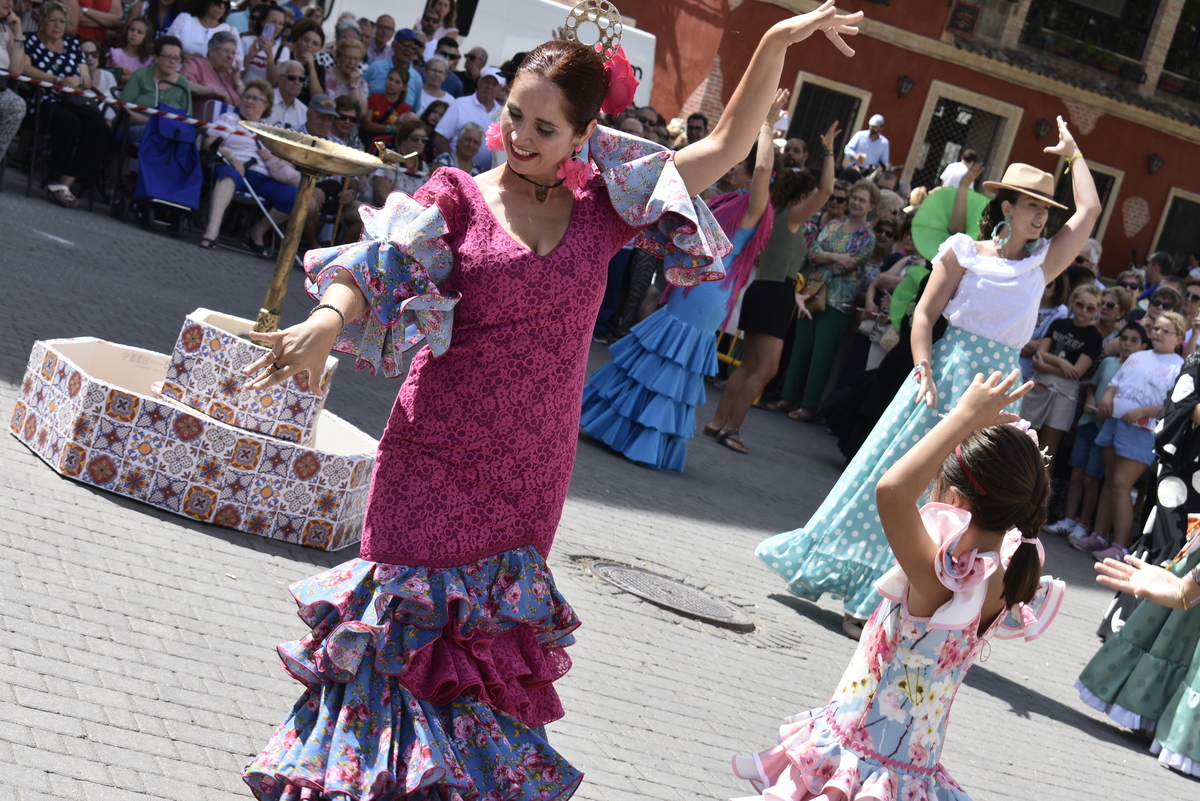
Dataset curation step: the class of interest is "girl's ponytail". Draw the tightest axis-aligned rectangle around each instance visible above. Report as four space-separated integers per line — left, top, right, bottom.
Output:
939 424 1049 606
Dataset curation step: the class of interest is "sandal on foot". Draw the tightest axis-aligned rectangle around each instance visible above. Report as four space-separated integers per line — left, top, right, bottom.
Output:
788 407 818 423
716 428 748 454
47 184 78 208
761 399 796 412
702 423 722 438
198 237 218 249
841 614 866 640
242 234 271 257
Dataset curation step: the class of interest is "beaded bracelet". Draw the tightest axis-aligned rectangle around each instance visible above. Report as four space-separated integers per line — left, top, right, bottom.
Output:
309 303 346 331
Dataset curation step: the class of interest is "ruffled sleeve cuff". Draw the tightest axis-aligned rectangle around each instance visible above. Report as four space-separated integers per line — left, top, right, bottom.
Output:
934 232 978 269
588 126 732 288
304 190 461 379
994 577 1065 642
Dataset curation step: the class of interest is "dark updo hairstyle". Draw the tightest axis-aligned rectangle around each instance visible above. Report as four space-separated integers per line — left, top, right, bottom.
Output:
979 189 1029 241
511 40 608 136
772 166 818 208
935 424 1050 606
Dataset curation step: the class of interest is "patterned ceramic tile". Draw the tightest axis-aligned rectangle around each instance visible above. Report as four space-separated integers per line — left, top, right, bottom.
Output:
11 338 376 551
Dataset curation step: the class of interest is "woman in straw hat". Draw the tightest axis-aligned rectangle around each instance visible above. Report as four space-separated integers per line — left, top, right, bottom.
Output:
757 117 1100 639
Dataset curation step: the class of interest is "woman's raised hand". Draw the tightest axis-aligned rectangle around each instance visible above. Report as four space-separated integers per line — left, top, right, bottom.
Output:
770 0 862 55
766 88 790 126
818 119 841 152
966 161 985 184
1095 555 1184 607
955 368 1032 428
242 315 343 391
1043 115 1079 159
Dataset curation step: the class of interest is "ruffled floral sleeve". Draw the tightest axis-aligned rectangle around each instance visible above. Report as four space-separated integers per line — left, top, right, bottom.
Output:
587 126 731 288
303 188 461 379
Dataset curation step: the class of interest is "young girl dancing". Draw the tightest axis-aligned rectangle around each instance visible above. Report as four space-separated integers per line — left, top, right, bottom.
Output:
733 369 1064 801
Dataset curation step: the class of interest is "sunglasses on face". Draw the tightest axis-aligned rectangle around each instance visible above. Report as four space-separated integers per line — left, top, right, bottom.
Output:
422 15 438 24
874 228 895 238
465 53 480 61
436 51 459 61
337 114 358 123
1150 298 1175 310
1102 300 1120 310
242 95 266 104
1074 301 1097 313
1118 282 1140 291
1188 293 1200 303
829 196 847 204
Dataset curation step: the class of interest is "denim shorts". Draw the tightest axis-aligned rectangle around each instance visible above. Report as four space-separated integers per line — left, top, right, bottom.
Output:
1068 421 1105 479
1093 416 1156 466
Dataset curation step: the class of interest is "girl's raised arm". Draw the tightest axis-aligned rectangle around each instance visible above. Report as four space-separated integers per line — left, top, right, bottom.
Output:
674 1 861 197
876 370 1033 608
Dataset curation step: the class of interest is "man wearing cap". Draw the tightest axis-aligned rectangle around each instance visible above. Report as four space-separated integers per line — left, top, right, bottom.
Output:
364 29 424 110
434 65 504 172
844 114 890 170
298 93 338 139
264 60 308 129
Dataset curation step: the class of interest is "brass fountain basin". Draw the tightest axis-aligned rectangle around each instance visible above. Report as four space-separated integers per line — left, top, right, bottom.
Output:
240 121 384 177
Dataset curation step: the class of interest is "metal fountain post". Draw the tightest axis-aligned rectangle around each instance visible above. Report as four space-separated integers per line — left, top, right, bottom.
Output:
238 122 389 334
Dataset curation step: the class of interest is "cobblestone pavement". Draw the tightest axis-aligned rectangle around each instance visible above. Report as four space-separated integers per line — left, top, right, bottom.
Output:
1 172 1196 800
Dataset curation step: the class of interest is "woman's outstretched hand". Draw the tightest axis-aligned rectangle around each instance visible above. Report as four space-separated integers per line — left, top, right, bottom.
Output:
1043 115 1079 159
954 368 1033 428
1095 555 1183 608
771 0 863 56
242 315 343 391
818 119 842 152
766 88 790 127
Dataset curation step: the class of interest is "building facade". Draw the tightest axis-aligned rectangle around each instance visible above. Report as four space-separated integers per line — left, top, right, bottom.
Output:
636 0 1200 277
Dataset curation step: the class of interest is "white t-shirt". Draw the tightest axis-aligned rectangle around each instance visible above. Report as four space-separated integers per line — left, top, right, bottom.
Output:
940 161 969 188
1109 349 1184 429
167 14 241 69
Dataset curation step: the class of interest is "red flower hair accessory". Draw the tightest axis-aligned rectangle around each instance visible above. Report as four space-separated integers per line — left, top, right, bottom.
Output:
600 45 639 115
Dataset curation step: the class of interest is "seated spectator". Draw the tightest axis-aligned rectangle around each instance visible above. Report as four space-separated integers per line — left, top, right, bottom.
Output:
75 0 123 47
22 0 109 208
286 16 324 101
0 0 27 159
298 92 335 136
119 36 192 146
364 13 392 63
361 67 410 142
168 0 240 69
263 59 307 128
370 116 428 204
80 39 119 122
199 80 306 252
239 1 287 84
330 93 363 149
363 29 422 108
418 98 447 161
107 16 152 84
129 0 181 39
432 36 462 96
181 30 241 115
431 119 481 176
324 37 367 111
433 65 503 173
314 13 357 71
455 44 485 95
419 54 450 109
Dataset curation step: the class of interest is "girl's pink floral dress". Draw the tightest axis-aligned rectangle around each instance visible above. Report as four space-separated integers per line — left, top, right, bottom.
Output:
241 127 730 801
733 504 1065 801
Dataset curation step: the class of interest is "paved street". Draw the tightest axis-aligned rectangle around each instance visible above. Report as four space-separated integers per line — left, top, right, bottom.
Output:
1 169 1196 801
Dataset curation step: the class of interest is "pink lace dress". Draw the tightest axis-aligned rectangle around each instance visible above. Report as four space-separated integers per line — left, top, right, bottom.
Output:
733 504 1064 801
242 128 729 801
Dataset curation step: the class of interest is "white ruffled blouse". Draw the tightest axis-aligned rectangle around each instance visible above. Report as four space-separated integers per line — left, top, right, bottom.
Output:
937 233 1050 349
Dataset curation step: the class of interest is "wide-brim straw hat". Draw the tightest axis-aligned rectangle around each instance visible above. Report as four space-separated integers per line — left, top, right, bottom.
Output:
981 163 1068 210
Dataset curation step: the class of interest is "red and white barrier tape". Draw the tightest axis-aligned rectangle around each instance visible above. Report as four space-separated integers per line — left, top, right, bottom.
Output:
0 68 254 137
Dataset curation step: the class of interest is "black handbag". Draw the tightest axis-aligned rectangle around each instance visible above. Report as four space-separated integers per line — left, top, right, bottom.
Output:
62 91 104 117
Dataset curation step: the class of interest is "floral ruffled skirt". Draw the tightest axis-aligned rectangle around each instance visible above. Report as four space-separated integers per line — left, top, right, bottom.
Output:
243 547 583 801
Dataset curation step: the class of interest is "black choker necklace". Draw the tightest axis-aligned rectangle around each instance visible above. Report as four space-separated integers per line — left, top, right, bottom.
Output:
507 164 564 202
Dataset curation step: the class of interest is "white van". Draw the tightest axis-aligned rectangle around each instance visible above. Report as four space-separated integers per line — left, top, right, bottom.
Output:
326 0 655 107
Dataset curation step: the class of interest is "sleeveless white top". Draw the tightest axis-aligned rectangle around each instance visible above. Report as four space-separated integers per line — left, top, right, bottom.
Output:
937 233 1050 349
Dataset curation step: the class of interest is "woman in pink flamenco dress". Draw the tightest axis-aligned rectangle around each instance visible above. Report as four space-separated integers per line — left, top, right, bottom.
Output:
237 5 864 800
733 370 1065 801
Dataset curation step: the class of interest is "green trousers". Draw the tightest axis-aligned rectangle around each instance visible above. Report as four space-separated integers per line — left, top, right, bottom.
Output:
781 306 851 409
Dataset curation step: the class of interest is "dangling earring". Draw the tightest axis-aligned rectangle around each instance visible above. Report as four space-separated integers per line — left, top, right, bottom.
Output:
992 215 1012 248
1024 237 1040 254
557 142 596 192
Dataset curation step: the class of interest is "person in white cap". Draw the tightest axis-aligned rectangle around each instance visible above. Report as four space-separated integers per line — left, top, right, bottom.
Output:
843 112 889 170
433 64 505 172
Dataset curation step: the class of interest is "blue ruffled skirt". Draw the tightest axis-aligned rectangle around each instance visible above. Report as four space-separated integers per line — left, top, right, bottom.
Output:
243 547 583 801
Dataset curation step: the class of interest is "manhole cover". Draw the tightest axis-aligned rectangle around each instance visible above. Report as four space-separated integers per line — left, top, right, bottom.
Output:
589 561 756 632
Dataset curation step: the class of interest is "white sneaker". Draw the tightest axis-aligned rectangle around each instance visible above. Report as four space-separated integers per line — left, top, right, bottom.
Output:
1043 518 1077 536
1069 522 1090 540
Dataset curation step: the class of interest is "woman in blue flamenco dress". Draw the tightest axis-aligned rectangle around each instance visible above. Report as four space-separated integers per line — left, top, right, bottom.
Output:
578 90 791 471
734 370 1065 800
756 121 1101 638
234 5 864 800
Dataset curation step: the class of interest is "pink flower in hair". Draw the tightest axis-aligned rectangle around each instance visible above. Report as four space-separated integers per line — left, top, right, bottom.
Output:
600 46 639 115
1007 417 1040 446
557 149 596 190
485 121 504 152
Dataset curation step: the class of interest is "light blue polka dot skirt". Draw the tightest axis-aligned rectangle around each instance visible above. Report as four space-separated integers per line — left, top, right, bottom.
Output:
756 325 1020 619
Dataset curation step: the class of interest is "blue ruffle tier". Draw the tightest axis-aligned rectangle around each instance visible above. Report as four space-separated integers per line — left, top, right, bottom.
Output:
580 307 715 472
243 548 583 801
